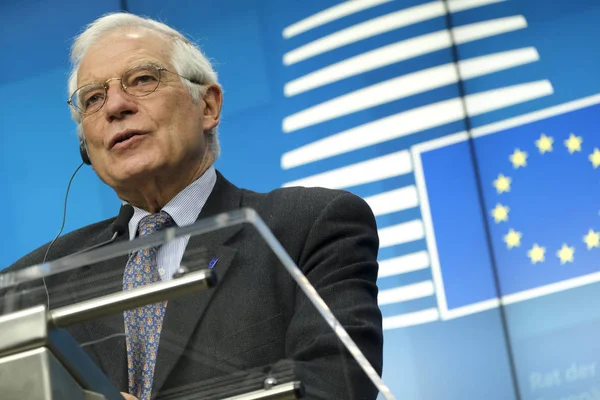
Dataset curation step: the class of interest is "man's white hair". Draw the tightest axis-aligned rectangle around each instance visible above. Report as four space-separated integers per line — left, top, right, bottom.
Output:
68 12 221 158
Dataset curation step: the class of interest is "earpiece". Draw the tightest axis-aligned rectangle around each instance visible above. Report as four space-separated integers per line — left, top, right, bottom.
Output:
79 139 91 165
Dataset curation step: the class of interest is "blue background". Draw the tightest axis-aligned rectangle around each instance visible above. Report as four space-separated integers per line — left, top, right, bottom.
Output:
2 0 600 398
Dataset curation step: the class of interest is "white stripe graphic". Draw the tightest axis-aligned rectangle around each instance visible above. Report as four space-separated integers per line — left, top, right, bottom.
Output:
412 94 600 150
283 47 538 132
472 93 600 138
378 280 435 305
436 270 600 320
383 308 440 330
284 2 446 65
281 80 553 169
459 47 539 78
447 0 506 13
364 186 419 217
284 15 526 96
466 80 553 115
283 0 393 39
284 0 508 65
379 220 425 248
411 141 449 314
283 99 462 169
502 271 600 305
441 299 501 320
378 251 430 278
282 150 412 189
453 15 526 44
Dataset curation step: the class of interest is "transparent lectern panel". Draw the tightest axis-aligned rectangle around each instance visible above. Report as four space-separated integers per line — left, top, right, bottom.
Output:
0 209 393 400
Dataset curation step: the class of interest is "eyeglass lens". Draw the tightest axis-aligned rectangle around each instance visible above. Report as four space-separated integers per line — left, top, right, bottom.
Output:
71 65 162 114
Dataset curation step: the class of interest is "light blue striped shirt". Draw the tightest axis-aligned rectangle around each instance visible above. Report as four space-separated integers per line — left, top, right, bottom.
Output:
127 166 217 280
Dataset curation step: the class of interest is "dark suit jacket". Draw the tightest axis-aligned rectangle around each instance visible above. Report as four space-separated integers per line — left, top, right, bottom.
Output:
5 171 383 399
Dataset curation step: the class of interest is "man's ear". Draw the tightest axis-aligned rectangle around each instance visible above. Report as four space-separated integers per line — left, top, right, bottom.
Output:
202 84 223 131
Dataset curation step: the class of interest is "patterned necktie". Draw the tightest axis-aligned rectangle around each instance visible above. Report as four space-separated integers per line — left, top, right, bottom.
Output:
123 211 174 400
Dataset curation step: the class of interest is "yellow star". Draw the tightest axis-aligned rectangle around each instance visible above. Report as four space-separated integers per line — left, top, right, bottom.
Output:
583 229 600 249
556 244 575 264
564 133 583 154
504 229 522 249
509 149 528 168
491 204 510 223
493 174 511 194
535 133 553 154
527 243 546 264
589 148 600 169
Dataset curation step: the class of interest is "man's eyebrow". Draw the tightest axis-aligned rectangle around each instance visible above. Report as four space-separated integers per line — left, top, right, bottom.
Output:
144 61 164 68
133 60 165 70
77 71 108 87
78 60 166 86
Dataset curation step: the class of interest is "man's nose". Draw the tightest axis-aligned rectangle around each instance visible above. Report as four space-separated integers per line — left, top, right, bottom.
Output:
103 80 138 121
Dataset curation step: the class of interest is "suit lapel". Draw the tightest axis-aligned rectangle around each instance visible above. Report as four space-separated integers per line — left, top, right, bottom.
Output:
152 172 244 397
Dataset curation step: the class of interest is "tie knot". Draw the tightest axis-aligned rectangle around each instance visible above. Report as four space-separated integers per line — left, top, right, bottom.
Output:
137 211 175 237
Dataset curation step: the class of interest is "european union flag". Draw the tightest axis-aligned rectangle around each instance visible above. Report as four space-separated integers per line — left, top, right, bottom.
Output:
414 100 600 319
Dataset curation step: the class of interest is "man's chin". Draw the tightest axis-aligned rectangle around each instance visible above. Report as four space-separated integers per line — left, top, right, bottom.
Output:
100 163 160 190
113 155 158 175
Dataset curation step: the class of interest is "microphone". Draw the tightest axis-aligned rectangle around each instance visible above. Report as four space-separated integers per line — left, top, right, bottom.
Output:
70 204 134 256
113 204 134 236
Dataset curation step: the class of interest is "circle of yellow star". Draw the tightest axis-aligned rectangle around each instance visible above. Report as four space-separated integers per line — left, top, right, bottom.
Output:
504 229 522 249
493 174 511 194
564 133 583 154
556 244 575 264
589 148 600 169
509 149 528 169
535 133 553 154
528 243 546 264
583 229 600 249
491 204 510 223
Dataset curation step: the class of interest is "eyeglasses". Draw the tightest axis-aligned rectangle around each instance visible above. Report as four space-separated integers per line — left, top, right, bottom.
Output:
67 64 200 115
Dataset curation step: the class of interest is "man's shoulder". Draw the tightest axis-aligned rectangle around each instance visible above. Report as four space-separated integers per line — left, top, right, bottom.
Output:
250 185 348 203
240 184 375 229
217 170 371 219
243 184 356 209
8 216 117 271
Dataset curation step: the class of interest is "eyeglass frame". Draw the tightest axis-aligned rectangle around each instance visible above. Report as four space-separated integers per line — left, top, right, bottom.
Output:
67 64 202 116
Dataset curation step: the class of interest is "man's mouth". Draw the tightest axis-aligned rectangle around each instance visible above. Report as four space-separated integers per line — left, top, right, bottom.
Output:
110 130 147 149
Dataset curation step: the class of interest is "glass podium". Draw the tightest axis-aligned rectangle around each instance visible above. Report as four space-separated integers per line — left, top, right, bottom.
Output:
0 208 395 400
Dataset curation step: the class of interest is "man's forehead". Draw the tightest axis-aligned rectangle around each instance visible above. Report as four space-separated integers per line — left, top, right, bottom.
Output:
78 28 171 82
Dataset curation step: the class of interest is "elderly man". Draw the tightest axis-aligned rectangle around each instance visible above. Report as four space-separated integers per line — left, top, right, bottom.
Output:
6 12 383 400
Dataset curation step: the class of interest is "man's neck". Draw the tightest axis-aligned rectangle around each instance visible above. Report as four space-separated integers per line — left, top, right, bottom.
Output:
119 153 214 213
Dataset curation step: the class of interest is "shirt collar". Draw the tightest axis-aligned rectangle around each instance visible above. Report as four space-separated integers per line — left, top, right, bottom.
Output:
127 166 217 239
